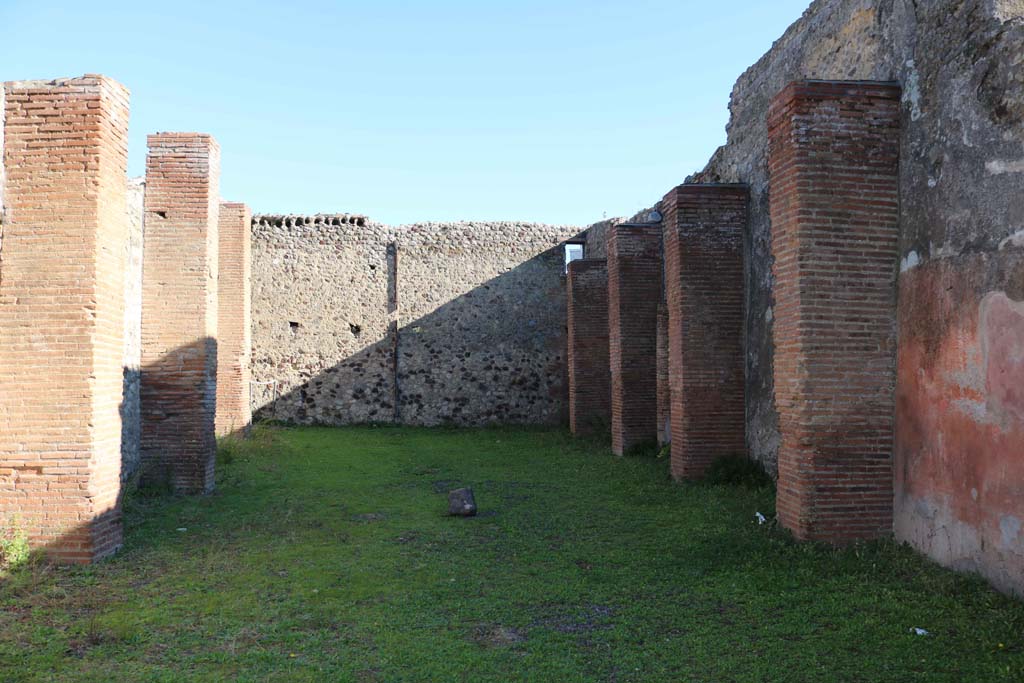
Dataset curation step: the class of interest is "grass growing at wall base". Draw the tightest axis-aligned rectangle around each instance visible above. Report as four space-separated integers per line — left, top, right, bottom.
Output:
0 425 1021 682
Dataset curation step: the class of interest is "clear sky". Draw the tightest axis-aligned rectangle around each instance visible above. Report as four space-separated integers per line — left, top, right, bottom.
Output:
2 1 811 225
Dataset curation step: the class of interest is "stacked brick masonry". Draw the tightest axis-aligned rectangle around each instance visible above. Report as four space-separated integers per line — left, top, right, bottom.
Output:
606 223 663 455
567 259 611 437
656 301 670 447
216 202 252 435
662 184 747 479
768 81 901 542
0 76 130 561
141 133 220 494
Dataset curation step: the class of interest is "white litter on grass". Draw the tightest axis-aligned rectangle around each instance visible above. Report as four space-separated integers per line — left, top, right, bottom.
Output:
911 628 930 636
755 512 767 525
176 528 187 532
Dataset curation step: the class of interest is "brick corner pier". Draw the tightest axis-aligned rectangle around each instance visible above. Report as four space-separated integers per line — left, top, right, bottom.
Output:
140 132 222 495
768 80 901 543
0 75 131 562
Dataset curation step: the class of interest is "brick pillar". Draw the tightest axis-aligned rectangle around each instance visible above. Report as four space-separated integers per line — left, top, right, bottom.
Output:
656 301 670 447
141 133 221 494
567 259 610 437
0 75 130 562
606 223 662 455
662 184 748 479
215 202 252 436
768 81 901 542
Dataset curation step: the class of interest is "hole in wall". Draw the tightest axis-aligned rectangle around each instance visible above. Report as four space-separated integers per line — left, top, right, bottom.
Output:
289 321 300 333
350 323 362 336
155 211 167 219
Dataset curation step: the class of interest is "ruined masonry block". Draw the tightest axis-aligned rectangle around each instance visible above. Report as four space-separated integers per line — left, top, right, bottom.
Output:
567 259 611 437
141 133 221 494
662 184 748 479
215 202 252 436
768 80 901 542
0 75 131 562
606 224 662 455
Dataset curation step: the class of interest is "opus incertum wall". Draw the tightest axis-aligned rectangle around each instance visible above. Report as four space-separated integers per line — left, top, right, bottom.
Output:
250 219 580 427
0 76 131 562
140 133 221 495
768 81 901 543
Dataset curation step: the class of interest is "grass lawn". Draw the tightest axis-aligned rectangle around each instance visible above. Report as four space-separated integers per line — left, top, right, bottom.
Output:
1 426 1022 682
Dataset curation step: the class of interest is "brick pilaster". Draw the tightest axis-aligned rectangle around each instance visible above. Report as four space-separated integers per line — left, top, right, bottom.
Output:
656 300 670 447
662 184 747 479
215 202 252 436
0 75 131 562
141 133 221 494
606 223 662 455
768 81 901 541
567 259 610 437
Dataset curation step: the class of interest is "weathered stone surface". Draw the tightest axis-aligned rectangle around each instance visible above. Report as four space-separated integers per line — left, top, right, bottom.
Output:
251 220 583 427
121 176 144 482
448 488 477 516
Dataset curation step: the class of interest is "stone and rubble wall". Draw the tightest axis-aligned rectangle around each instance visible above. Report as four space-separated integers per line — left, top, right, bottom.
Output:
250 219 581 427
121 177 144 481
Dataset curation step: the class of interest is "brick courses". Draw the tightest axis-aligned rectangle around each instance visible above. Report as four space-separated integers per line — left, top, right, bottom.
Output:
767 81 901 542
567 259 611 437
140 133 221 494
0 75 131 562
215 202 252 436
662 184 748 479
606 223 662 455
656 301 670 447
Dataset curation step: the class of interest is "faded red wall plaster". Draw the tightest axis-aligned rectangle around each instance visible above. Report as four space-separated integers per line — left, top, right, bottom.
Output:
895 251 1024 595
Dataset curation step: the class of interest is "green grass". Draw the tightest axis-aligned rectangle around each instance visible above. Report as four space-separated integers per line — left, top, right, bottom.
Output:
1 425 1022 682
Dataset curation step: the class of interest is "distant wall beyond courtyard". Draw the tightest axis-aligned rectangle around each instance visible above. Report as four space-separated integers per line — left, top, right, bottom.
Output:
250 218 583 426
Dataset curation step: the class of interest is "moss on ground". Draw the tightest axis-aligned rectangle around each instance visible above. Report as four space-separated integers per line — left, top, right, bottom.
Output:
1 425 1021 681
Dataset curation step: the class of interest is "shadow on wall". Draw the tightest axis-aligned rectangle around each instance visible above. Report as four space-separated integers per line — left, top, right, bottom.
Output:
253 246 573 427
139 337 218 494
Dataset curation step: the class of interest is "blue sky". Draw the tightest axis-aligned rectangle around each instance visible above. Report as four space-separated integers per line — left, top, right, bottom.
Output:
1 1 810 225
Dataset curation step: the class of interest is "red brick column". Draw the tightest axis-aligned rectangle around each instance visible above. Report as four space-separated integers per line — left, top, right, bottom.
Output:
215 202 252 436
141 133 221 494
606 224 662 455
662 184 748 479
0 75 130 562
567 259 610 437
768 81 901 542
656 301 670 447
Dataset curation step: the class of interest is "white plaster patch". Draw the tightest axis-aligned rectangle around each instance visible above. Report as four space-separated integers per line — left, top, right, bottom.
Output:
994 0 1024 22
999 229 1024 250
903 61 923 122
1000 515 1022 549
985 159 1024 175
900 250 921 273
